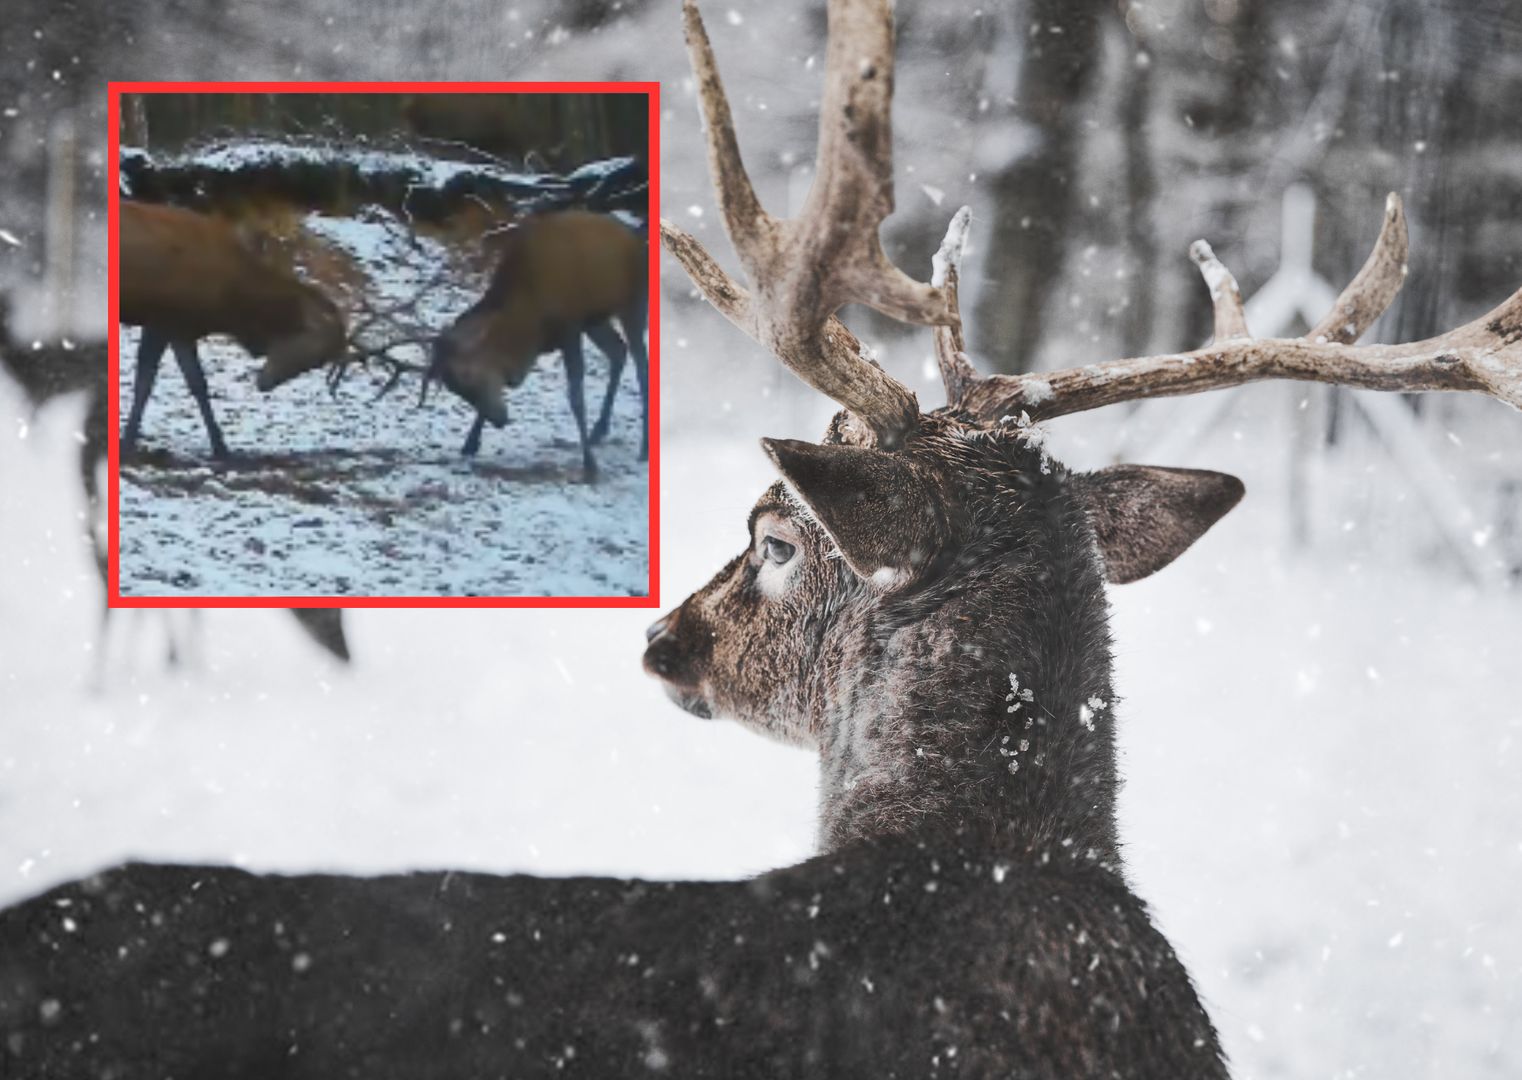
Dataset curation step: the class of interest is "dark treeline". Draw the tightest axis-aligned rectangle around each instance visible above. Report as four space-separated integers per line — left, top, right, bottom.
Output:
120 92 649 173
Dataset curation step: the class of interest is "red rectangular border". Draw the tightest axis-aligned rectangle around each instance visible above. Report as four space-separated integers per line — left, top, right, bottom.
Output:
107 81 660 610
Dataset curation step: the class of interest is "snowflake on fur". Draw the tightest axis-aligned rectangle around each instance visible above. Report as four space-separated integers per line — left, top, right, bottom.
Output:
1005 673 1035 714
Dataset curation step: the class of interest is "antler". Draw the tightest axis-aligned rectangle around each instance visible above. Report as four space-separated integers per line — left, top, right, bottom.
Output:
327 268 449 402
661 0 960 448
954 194 1522 422
667 1 1521 441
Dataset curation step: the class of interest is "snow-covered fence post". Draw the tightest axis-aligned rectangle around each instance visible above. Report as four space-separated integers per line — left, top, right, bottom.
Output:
43 113 77 338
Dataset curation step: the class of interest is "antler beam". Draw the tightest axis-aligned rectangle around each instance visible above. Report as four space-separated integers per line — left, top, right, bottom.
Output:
958 194 1522 423
328 265 452 401
663 0 961 448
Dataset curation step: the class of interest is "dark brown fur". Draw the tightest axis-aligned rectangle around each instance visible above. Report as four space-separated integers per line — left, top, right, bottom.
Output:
0 410 1239 1078
428 211 649 473
119 201 346 458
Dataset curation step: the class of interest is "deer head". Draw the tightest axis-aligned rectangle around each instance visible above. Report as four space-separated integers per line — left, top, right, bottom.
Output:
425 310 515 425
254 286 347 392
648 0 1522 857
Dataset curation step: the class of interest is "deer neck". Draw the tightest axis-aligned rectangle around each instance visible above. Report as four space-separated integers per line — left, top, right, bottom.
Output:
813 492 1123 873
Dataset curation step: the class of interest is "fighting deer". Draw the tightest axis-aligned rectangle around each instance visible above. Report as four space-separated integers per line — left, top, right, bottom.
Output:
424 209 649 476
4 4 1521 1079
119 200 347 458
1 297 351 665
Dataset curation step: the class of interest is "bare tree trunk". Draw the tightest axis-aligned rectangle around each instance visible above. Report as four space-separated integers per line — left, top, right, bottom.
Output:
1118 22 1156 357
971 0 1107 375
124 94 149 148
44 114 76 336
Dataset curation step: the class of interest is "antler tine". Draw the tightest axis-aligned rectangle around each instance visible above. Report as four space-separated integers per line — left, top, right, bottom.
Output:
931 207 978 407
956 193 1522 423
1188 240 1250 341
668 0 959 448
663 216 924 438
1307 191 1408 345
792 0 957 330
330 269 444 401
680 0 773 276
658 219 757 336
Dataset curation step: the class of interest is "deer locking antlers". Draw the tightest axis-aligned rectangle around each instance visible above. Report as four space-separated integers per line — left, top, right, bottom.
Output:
662 0 1522 439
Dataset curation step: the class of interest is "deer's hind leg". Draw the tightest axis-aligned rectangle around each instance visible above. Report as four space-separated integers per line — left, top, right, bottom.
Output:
560 332 597 478
586 319 628 446
121 327 169 453
617 301 649 462
169 338 229 459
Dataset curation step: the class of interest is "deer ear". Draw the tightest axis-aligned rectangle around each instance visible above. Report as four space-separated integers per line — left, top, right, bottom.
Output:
1072 465 1244 584
762 438 948 585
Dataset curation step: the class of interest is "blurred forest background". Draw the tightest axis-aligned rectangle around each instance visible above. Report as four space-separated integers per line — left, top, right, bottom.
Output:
1 0 1516 358
1 3 1520 1079
2 0 1518 577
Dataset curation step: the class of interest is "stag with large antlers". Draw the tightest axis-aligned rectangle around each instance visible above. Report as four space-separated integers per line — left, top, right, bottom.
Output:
5 2 1520 1078
424 209 650 476
118 201 349 458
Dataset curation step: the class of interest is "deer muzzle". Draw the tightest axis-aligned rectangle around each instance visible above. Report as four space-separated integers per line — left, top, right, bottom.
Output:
642 612 714 719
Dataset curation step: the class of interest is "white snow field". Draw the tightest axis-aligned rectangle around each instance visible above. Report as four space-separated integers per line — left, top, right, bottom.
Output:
4 373 1521 1079
116 208 650 598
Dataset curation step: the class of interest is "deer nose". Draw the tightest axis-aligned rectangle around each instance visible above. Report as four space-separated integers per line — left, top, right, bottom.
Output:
645 613 672 644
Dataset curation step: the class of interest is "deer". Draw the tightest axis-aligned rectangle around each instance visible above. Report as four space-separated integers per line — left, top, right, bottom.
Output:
4 3 1521 1078
1 296 351 666
424 209 649 477
119 200 347 459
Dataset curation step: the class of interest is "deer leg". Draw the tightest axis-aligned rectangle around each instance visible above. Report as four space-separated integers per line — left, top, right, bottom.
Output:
461 413 487 457
80 386 111 691
620 303 650 462
82 393 109 605
169 338 229 459
122 328 169 453
561 333 596 478
586 320 628 446
80 385 107 513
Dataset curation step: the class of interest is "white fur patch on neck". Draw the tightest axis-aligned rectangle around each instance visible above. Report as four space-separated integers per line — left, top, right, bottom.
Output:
870 565 910 589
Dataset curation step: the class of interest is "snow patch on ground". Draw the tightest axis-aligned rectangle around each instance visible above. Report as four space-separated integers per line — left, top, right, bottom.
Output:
129 139 554 190
116 210 649 597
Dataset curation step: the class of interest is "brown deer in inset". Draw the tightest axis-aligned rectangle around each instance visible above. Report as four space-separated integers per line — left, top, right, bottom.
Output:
425 209 649 476
119 200 347 458
1 296 350 665
3 3 1520 1078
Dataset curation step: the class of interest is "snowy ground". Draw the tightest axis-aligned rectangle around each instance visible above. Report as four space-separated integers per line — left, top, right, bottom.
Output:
117 209 650 598
5 374 1522 1078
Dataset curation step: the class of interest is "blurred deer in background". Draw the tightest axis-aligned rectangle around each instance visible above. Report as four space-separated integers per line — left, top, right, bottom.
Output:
425 209 649 477
119 200 347 458
3 1 1520 1077
0 295 350 666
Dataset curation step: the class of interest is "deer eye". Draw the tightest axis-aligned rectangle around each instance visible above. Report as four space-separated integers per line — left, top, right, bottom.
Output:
761 535 796 566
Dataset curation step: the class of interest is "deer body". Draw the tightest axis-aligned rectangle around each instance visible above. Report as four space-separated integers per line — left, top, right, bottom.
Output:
2 843 1217 1078
118 201 345 458
428 210 649 475
0 303 350 666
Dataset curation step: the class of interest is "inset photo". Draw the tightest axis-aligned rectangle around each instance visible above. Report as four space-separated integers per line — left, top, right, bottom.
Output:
108 82 656 604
